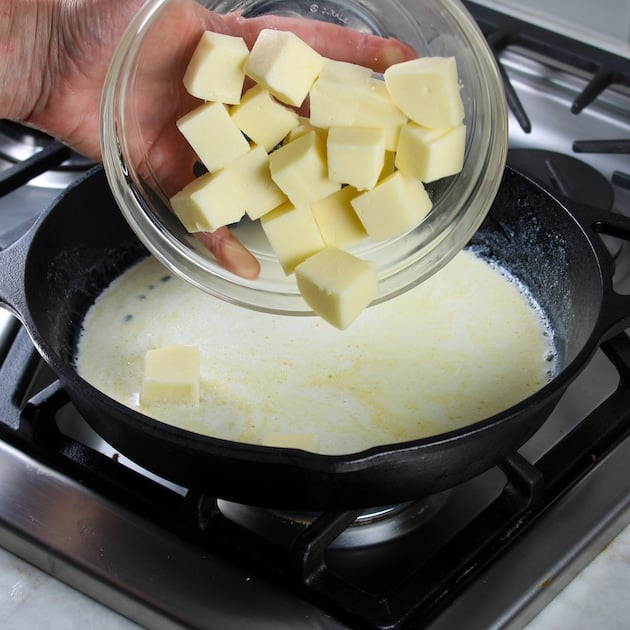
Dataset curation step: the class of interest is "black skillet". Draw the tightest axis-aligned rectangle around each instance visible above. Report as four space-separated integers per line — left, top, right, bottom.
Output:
1 164 629 510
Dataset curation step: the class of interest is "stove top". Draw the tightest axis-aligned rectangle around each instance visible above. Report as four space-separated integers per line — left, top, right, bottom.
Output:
0 2 629 628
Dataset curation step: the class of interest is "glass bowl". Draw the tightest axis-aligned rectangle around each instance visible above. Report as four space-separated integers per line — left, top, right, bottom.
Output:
101 0 508 314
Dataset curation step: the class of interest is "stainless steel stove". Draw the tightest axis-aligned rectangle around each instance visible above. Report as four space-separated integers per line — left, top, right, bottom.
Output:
0 3 629 628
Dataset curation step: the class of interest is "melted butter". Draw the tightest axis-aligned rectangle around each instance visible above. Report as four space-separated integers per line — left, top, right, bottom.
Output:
75 250 557 454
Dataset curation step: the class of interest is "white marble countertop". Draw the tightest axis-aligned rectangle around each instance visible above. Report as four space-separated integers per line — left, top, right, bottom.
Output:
0 522 628 629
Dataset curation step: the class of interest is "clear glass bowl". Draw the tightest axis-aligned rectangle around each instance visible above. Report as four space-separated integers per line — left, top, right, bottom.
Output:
101 0 508 314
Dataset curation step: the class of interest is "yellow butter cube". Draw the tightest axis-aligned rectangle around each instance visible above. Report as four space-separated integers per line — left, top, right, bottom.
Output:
182 31 249 105
384 56 464 129
351 171 432 241
269 131 341 207
326 126 385 190
318 58 374 84
295 247 378 330
170 168 244 232
244 29 323 107
176 102 249 172
311 186 367 249
395 122 466 183
224 145 287 220
141 345 200 405
230 85 299 152
260 201 325 274
262 432 319 452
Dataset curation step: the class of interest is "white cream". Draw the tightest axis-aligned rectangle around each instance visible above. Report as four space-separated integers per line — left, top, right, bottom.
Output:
75 250 557 455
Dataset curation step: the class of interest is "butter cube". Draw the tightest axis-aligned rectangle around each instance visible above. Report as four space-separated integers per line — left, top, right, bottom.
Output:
260 201 325 274
395 122 466 183
224 145 287 220
384 56 464 129
269 131 341 207
244 29 323 107
170 168 244 232
286 116 327 143
183 31 249 105
351 171 432 241
326 126 385 190
295 247 378 329
141 345 200 405
262 432 319 452
230 85 299 152
176 102 249 172
318 58 374 84
311 186 367 249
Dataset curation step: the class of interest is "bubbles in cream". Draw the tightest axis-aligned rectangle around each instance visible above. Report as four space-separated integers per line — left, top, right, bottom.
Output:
75 250 557 454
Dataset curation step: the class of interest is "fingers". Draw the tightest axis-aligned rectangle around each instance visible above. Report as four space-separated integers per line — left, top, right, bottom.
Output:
195 228 261 280
209 12 417 73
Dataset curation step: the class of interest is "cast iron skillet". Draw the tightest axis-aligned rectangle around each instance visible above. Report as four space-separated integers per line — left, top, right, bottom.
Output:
1 165 630 510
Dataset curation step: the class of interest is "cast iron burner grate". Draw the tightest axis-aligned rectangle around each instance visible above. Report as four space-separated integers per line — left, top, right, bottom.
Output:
1 318 630 629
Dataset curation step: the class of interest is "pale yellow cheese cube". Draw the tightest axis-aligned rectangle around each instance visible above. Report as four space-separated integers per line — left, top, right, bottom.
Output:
318 58 373 84
311 186 367 249
326 126 386 190
295 247 378 330
384 56 464 129
176 102 249 172
141 345 200 405
262 432 319 452
260 201 325 274
268 131 341 207
170 168 244 232
224 145 287 220
395 122 466 183
244 29 323 107
351 171 432 241
182 31 249 105
230 84 299 152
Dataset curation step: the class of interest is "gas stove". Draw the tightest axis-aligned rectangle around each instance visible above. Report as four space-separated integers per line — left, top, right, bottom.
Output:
0 3 629 628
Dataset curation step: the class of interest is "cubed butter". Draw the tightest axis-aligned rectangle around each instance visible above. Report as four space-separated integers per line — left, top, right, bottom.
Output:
311 186 367 249
384 56 464 129
295 247 378 330
170 168 244 232
182 31 249 105
176 102 249 172
351 171 432 241
326 126 386 190
269 131 341 207
262 432 319 452
244 29 323 107
260 201 325 274
141 345 200 405
224 144 287 220
230 84 299 152
395 122 466 183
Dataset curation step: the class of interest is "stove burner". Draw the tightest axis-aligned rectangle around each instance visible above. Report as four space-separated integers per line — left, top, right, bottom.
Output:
507 148 615 211
0 120 93 189
219 492 452 549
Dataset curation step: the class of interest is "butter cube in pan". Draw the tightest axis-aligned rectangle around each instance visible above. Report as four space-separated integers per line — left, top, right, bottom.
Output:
260 201 325 275
351 171 433 241
182 31 249 104
326 126 386 191
244 29 323 107
311 186 367 250
395 122 466 183
176 102 249 172
295 247 378 330
141 345 200 405
230 84 299 152
269 130 341 207
384 56 464 129
170 168 244 232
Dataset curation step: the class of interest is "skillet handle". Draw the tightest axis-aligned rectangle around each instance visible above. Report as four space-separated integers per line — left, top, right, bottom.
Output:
572 202 630 341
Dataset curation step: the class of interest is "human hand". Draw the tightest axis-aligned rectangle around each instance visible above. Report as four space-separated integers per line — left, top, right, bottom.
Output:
0 0 415 278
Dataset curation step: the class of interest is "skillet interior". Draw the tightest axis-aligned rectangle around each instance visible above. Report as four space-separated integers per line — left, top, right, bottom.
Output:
17 166 606 508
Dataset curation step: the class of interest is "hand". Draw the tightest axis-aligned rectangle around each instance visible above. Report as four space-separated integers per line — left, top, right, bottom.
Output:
0 0 415 278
